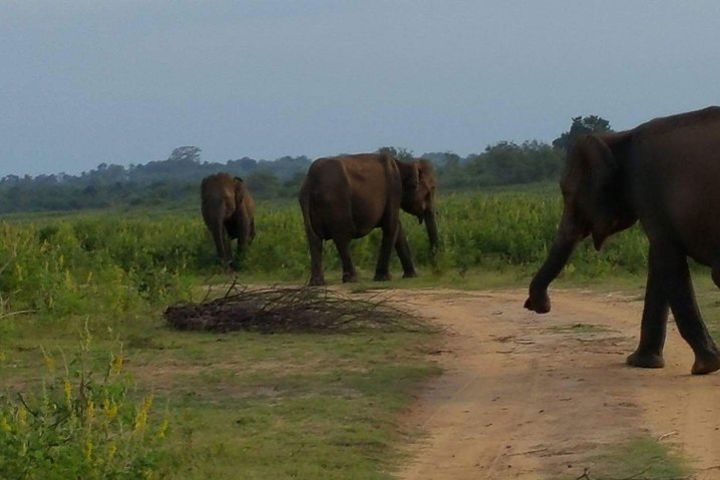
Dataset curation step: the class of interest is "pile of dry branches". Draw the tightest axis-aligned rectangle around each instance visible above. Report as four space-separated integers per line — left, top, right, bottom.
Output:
164 283 429 334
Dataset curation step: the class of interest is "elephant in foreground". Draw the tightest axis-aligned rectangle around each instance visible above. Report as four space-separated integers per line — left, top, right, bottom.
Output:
299 152 438 286
525 106 720 375
201 173 255 268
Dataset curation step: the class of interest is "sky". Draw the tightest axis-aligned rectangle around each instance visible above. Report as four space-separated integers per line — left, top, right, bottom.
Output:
2 1 720 176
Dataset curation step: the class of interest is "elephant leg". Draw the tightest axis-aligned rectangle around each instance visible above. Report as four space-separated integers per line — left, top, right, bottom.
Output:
654 243 720 374
233 235 249 271
249 219 256 244
333 236 357 283
374 219 399 282
307 232 325 286
627 245 668 368
395 222 416 278
210 221 231 268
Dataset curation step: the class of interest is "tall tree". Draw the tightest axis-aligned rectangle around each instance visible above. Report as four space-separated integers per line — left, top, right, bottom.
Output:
167 146 202 164
552 115 613 152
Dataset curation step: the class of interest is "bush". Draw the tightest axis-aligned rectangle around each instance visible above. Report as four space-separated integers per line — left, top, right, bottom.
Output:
0 328 169 479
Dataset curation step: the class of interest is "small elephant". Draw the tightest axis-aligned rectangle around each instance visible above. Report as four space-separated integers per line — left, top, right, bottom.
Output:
299 152 438 286
525 106 720 375
201 173 255 268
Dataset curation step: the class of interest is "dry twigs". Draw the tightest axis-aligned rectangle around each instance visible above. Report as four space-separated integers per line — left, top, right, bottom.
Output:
164 284 430 334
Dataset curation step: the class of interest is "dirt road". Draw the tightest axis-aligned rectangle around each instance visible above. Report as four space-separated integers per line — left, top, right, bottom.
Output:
395 289 720 479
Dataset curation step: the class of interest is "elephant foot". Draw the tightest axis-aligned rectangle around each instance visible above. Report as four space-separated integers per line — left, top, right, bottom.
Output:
342 273 358 283
308 277 326 287
373 272 392 282
691 351 720 375
626 350 665 369
403 270 417 279
523 291 551 314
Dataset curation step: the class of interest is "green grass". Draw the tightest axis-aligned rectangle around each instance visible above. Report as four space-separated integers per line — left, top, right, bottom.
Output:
0 311 440 478
3 187 718 477
568 436 688 480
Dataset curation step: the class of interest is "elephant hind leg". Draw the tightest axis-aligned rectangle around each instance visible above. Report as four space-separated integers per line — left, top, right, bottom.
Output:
333 236 357 283
656 243 720 374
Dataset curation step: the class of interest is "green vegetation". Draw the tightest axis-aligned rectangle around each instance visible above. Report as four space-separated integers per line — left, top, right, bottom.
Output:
0 330 168 479
0 188 649 324
0 195 446 477
572 436 688 480
0 302 438 478
6 180 718 478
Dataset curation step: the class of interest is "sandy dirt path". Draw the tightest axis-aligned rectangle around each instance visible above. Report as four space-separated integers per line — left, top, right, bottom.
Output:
394 288 720 480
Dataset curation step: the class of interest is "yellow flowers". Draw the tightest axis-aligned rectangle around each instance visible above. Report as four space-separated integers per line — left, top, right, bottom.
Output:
83 440 93 461
0 416 11 433
103 398 118 421
110 352 124 376
41 347 55 373
63 379 72 407
134 395 153 433
17 406 27 427
107 443 117 462
156 418 169 439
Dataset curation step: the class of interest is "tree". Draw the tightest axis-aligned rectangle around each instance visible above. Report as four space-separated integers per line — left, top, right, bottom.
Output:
246 170 280 197
167 146 202 164
377 146 414 162
552 115 613 152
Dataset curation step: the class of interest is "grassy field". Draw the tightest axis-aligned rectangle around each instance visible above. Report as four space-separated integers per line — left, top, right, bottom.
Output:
2 187 718 477
0 189 650 322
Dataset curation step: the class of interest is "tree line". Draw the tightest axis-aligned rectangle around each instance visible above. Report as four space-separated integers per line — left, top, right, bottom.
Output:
0 116 612 213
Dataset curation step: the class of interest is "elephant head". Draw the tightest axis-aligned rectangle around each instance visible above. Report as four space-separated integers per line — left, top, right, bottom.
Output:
524 133 636 313
399 159 439 254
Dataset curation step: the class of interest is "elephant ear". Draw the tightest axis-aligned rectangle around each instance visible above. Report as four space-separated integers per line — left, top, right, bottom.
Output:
417 159 436 190
578 135 619 250
402 163 420 191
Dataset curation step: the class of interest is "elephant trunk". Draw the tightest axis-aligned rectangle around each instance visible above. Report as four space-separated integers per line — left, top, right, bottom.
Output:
524 212 582 314
423 208 439 255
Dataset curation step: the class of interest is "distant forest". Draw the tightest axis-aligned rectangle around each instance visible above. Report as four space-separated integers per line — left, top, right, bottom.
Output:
0 116 611 213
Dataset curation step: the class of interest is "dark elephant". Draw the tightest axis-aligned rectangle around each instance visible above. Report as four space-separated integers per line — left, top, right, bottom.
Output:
201 173 256 268
299 152 438 286
525 106 720 375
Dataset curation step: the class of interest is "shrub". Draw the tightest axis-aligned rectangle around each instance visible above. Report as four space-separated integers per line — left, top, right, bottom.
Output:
0 328 169 479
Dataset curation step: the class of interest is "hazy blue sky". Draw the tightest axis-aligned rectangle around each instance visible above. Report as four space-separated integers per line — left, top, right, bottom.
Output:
2 1 720 176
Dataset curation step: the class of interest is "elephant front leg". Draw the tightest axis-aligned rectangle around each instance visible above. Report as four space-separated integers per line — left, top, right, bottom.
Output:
394 222 417 278
655 243 720 374
233 237 248 270
374 221 399 281
627 246 668 369
210 221 232 269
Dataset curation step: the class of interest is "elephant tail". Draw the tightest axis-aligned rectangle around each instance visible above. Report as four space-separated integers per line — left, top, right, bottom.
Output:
299 180 322 244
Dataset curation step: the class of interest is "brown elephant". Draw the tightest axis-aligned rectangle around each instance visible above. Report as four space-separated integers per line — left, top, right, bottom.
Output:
525 106 720 375
299 152 438 286
201 173 255 268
